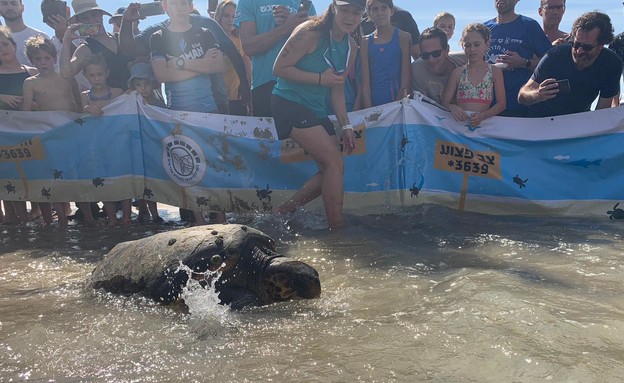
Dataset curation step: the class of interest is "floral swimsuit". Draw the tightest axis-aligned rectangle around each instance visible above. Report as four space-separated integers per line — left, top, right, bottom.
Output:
456 64 494 105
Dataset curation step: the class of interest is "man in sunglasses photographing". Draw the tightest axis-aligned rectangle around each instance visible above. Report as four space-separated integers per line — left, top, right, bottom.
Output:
518 12 621 118
411 27 465 105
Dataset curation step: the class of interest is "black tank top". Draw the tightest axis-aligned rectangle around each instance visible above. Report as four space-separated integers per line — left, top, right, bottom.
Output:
86 36 132 90
0 67 30 110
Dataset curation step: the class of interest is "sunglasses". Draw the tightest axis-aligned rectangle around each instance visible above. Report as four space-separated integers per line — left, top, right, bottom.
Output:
419 49 443 60
572 41 599 51
323 39 352 75
542 4 564 11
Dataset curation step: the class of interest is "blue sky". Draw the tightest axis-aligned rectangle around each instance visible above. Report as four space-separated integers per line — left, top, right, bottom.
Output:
21 1 623 49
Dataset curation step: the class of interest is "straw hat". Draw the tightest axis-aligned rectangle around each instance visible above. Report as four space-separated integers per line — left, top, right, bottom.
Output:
68 0 112 22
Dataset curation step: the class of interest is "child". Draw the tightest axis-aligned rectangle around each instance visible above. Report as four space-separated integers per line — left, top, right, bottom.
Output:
441 23 506 127
81 54 129 227
127 62 164 224
360 0 411 108
21 36 96 229
433 12 456 41
81 54 124 116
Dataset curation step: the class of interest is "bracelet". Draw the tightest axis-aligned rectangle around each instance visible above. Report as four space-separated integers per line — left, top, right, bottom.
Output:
318 72 322 85
342 124 353 131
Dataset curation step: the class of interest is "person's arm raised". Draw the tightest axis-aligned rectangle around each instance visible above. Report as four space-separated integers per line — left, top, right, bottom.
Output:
119 3 147 58
240 8 309 57
60 24 88 79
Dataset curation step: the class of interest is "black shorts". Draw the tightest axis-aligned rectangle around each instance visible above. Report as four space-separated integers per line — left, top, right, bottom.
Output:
271 94 336 140
252 80 276 117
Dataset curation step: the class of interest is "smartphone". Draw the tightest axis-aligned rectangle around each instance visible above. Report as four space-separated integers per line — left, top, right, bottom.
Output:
78 23 104 37
556 79 570 93
41 0 67 24
299 0 312 12
139 1 165 17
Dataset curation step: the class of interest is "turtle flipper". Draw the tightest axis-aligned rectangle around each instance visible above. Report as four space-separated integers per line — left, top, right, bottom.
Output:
218 286 261 310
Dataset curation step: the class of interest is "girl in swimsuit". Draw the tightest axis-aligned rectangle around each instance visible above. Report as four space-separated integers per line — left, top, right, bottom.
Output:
442 23 506 127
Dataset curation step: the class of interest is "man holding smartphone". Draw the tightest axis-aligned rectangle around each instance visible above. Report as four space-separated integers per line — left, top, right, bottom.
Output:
235 0 315 117
518 11 621 118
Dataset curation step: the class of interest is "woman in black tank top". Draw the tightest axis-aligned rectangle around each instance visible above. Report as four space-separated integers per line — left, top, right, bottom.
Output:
0 26 37 110
0 26 37 225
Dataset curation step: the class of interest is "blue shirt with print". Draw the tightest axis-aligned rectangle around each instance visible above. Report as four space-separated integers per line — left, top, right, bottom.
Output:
235 0 316 89
485 15 552 111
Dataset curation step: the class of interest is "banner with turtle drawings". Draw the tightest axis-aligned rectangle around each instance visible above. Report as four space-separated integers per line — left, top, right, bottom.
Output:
1 93 623 218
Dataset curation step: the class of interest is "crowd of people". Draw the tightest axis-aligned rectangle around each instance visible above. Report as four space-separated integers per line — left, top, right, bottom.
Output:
0 0 622 230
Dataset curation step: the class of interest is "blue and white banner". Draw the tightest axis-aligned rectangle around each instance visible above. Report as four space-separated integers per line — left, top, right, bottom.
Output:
1 94 623 218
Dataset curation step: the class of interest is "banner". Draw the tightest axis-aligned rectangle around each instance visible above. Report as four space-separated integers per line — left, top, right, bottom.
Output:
1 94 623 218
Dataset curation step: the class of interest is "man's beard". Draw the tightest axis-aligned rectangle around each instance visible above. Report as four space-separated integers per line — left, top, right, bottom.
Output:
0 12 22 22
572 51 592 67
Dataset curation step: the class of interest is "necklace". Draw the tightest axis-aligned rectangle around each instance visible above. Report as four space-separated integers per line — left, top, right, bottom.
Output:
88 89 112 101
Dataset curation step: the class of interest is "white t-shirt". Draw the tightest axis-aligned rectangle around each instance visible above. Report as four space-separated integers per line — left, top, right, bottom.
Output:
11 26 50 65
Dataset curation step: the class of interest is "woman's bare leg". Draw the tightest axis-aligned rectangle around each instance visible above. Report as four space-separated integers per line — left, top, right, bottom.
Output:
278 126 345 229
103 202 117 227
76 202 96 227
39 202 54 226
12 201 29 224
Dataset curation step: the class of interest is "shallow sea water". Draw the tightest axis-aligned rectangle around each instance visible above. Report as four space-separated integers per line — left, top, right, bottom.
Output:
1 205 624 382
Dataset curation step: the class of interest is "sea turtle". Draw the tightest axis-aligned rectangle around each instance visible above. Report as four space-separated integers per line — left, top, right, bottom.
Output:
400 136 410 153
143 188 154 199
607 203 624 220
41 187 51 199
89 224 321 310
196 196 209 207
256 184 272 202
513 175 528 189
92 177 105 187
52 169 63 180
5 182 16 194
409 183 420 198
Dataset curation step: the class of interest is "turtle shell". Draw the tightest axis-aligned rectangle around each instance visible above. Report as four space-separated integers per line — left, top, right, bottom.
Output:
90 224 275 303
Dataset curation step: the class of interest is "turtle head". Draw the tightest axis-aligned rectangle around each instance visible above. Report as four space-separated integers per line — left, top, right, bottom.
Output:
260 257 321 304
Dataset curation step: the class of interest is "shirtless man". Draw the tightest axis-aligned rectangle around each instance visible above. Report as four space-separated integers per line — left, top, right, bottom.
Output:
21 36 95 228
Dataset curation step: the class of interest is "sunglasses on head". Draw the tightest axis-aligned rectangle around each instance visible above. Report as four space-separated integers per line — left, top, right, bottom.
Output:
572 41 599 51
419 49 443 60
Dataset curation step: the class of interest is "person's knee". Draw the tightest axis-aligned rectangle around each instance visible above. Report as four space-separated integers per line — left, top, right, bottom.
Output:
317 152 344 174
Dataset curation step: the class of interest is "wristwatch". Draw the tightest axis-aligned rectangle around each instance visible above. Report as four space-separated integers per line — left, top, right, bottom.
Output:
524 59 531 69
176 57 186 70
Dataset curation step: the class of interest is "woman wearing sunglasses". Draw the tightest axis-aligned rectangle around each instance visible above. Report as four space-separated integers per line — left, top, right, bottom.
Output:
271 0 363 230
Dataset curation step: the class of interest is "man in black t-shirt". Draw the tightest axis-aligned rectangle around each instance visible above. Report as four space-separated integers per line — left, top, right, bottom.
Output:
518 12 621 117
150 22 222 112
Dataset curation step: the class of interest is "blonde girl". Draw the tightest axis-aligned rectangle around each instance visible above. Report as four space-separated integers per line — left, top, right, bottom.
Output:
442 23 506 127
